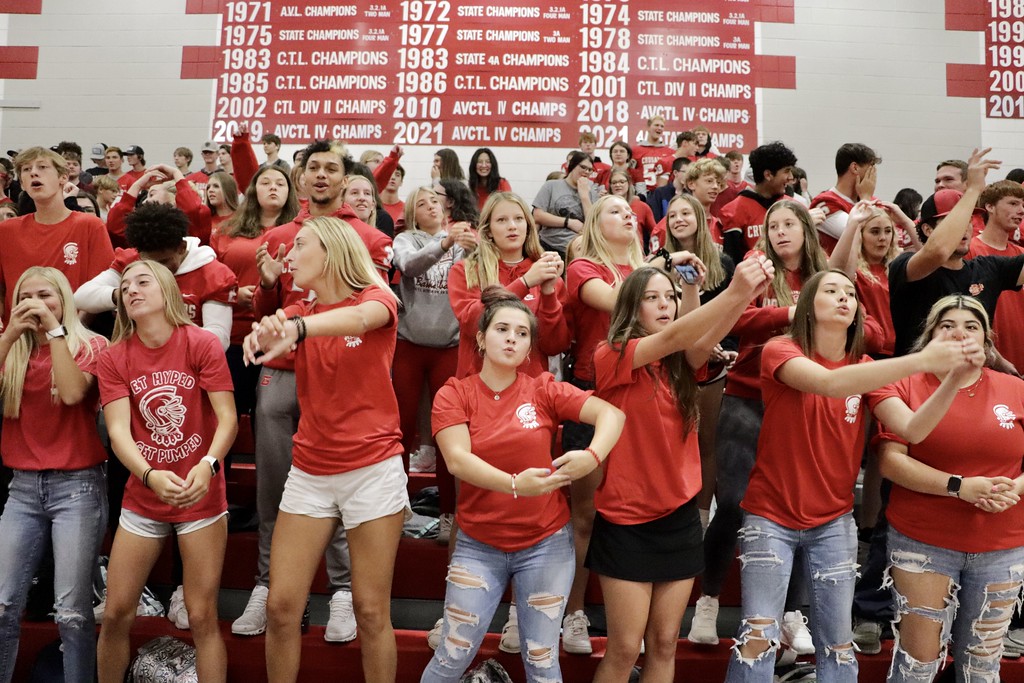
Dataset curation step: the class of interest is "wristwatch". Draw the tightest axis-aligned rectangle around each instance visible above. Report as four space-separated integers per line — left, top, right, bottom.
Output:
946 475 963 498
202 455 221 477
45 325 67 341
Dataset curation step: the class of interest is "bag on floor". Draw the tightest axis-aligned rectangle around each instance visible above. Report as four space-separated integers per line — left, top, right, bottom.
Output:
127 636 197 683
459 659 513 683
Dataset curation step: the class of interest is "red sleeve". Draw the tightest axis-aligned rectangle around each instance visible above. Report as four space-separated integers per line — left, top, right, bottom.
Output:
202 261 239 305
373 149 400 194
566 259 605 302
538 372 592 422
634 200 655 240
175 179 212 245
867 377 906 413
731 299 793 337
595 168 611 189
594 339 637 392
231 132 258 191
431 380 471 436
498 178 512 192
192 328 235 392
862 312 885 356
536 280 571 356
720 198 741 232
97 346 129 406
110 248 139 273
106 194 136 249
85 216 115 277
760 337 804 384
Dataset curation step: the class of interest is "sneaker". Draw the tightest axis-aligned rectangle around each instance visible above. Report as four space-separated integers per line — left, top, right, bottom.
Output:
167 585 189 630
562 610 592 654
852 619 882 655
232 585 269 636
781 611 814 655
774 662 817 682
1003 628 1024 658
410 445 437 473
499 607 520 654
436 513 454 545
427 618 443 650
325 590 357 643
687 595 720 645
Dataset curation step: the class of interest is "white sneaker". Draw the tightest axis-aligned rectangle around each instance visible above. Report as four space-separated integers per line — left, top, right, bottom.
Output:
325 590 357 643
427 618 443 650
436 513 453 545
231 585 269 636
409 445 437 473
781 610 814 655
499 607 520 654
562 609 592 654
167 585 189 630
687 595 720 645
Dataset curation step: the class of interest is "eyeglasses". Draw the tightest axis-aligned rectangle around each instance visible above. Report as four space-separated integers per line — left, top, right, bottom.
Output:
578 165 594 173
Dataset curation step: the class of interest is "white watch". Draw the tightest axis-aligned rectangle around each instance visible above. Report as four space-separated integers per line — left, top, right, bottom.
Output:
45 325 68 340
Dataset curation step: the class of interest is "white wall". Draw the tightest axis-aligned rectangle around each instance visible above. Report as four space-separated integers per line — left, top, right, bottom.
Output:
1 0 1020 205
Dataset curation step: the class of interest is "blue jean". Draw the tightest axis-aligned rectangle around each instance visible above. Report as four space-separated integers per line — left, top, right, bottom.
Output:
885 527 1024 683
726 513 859 683
421 523 575 683
0 466 108 683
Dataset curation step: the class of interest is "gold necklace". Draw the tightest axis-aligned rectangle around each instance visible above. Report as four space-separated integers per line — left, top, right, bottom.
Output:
960 373 984 398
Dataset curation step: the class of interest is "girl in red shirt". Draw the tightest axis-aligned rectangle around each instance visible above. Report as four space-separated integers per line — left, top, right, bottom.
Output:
423 287 624 682
596 141 646 197
590 256 773 682
0 267 107 683
243 216 408 683
561 193 645 653
205 171 239 239
468 148 512 211
723 272 982 683
876 295 1024 683
97 260 237 683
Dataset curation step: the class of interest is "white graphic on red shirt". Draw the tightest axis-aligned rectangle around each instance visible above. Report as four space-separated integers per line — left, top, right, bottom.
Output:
384 245 395 268
139 385 187 447
994 404 1016 430
844 395 862 424
63 242 79 265
345 336 362 347
516 403 539 429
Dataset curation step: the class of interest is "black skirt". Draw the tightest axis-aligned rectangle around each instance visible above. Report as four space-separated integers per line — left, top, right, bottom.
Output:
585 499 704 582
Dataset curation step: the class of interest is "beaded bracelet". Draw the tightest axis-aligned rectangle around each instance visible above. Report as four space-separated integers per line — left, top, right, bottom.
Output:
142 467 154 489
585 447 602 467
654 248 672 272
289 316 308 342
511 472 519 499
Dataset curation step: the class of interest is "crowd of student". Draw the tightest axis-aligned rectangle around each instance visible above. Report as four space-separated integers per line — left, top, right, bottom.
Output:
0 122 1023 683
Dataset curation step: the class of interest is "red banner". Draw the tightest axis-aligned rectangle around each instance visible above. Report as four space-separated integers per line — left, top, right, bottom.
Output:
947 0 1024 119
183 0 796 149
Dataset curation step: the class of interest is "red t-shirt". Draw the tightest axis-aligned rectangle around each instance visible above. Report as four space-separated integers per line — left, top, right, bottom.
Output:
725 268 804 400
743 337 877 529
251 204 394 370
1 336 108 471
566 259 634 383
967 236 1024 372
447 259 570 378
211 231 262 345
98 325 233 522
0 211 114 319
284 287 403 475
117 169 145 191
594 339 702 524
874 369 1024 553
432 372 589 551
382 201 405 232
856 264 895 357
474 178 512 211
110 249 237 329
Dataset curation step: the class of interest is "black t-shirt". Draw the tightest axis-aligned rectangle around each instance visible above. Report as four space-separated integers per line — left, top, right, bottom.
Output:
888 251 1024 356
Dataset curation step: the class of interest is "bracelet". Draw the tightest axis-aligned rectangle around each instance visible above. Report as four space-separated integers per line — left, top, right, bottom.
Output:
563 216 569 229
142 467 154 489
511 472 518 499
289 315 307 342
585 447 602 467
654 248 672 272
521 275 531 289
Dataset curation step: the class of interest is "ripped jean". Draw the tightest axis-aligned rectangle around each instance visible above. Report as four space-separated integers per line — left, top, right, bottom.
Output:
0 466 108 683
885 527 1024 683
726 512 859 683
421 523 575 683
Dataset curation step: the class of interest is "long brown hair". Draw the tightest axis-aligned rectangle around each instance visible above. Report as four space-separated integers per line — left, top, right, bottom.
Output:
607 267 698 433
757 199 828 306
664 194 726 291
789 269 865 360
222 165 299 239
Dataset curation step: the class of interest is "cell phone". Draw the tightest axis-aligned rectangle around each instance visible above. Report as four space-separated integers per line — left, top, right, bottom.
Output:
675 264 700 285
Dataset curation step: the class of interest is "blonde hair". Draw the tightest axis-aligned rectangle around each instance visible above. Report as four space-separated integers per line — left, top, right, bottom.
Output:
857 206 900 283
575 195 645 285
112 260 193 342
684 158 726 186
342 174 378 229
910 294 994 365
403 186 443 234
756 200 828 307
301 217 398 303
93 174 120 194
14 147 68 179
664 194 726 291
463 192 543 290
1 267 102 418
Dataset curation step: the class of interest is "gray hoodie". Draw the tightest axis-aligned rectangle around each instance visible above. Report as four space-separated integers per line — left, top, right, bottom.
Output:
392 229 464 347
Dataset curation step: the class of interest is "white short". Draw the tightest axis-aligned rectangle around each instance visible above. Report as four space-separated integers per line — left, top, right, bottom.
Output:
119 508 228 539
279 455 411 530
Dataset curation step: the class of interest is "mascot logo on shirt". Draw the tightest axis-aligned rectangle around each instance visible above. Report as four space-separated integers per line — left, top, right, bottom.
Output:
844 395 862 424
516 403 539 429
345 335 362 347
994 404 1017 430
62 242 79 266
139 385 187 447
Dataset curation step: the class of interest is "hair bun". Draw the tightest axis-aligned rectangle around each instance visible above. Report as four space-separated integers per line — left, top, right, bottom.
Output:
479 285 518 306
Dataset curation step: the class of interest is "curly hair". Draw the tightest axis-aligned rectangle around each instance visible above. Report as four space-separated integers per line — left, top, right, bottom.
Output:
125 202 189 252
749 141 797 185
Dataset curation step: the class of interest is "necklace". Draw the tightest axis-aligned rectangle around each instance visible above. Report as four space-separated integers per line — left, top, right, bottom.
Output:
960 373 984 398
502 257 525 266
